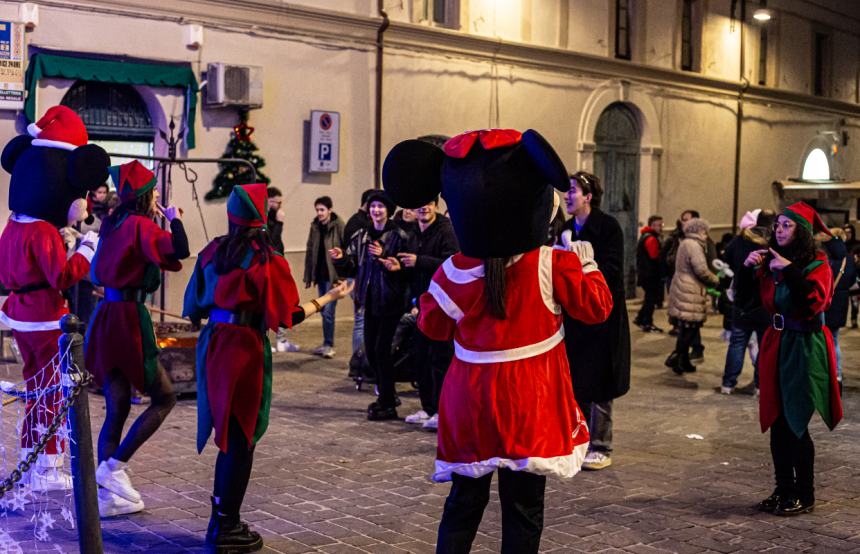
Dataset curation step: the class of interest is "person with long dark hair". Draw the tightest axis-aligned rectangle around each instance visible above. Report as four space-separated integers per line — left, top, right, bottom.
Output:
383 129 613 553
738 202 842 516
183 183 352 552
84 161 190 517
330 190 413 421
559 171 631 471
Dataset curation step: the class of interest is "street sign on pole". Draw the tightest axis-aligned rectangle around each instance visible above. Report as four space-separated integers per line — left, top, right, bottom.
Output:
309 110 340 173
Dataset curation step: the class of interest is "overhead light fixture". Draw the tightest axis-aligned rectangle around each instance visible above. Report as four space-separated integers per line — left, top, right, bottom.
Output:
753 8 774 22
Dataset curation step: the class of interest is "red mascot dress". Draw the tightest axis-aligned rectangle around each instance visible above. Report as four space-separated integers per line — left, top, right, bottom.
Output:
0 106 109 491
383 128 613 553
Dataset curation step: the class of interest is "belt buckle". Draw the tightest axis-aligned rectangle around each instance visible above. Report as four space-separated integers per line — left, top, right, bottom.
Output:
772 313 785 331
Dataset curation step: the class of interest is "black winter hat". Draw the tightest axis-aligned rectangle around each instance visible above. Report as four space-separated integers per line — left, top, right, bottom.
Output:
382 129 569 259
365 190 396 216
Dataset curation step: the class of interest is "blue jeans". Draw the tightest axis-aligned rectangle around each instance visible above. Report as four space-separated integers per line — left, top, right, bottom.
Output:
721 326 762 389
831 328 843 383
317 281 337 347
580 400 612 454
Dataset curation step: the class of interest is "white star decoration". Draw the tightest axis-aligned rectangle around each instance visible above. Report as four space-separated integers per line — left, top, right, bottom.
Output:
61 506 74 525
38 511 56 531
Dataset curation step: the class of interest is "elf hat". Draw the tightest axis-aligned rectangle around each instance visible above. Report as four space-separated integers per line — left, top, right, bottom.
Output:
782 201 832 237
110 160 158 203
227 183 269 228
27 105 89 151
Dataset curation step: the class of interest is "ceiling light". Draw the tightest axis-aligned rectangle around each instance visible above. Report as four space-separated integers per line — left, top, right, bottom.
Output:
753 8 773 22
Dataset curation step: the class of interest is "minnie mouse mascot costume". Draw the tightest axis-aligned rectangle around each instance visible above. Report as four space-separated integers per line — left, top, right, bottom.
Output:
383 129 613 553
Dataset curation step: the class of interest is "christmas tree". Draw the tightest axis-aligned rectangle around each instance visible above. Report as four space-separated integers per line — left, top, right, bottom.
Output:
206 110 270 200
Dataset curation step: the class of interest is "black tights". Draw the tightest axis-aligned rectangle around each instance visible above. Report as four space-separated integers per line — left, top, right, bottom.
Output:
674 324 700 366
770 415 815 502
98 365 177 463
437 469 546 554
213 417 255 516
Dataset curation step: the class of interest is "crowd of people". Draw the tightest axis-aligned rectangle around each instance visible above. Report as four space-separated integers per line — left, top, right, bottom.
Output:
0 107 846 554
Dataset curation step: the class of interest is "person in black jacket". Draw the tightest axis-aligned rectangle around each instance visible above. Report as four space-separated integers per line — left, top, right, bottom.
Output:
824 229 857 390
331 190 413 421
719 210 774 395
396 198 460 430
343 188 377 359
559 171 631 471
634 215 664 332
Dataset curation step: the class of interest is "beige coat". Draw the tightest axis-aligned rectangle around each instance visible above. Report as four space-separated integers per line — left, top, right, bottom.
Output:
668 232 720 322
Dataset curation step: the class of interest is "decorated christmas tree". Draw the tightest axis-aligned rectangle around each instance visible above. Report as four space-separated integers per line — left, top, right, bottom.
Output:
206 110 270 200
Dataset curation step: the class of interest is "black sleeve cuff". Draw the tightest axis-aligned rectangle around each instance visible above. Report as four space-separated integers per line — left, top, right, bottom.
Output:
170 219 190 260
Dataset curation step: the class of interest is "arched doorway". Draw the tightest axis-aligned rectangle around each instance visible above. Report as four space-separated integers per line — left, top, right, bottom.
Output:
61 80 155 169
593 102 640 296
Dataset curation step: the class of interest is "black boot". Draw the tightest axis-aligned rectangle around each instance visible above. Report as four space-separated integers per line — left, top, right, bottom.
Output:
206 497 263 553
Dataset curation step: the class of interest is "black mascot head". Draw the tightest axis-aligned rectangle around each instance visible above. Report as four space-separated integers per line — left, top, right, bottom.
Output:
382 129 569 259
2 105 110 228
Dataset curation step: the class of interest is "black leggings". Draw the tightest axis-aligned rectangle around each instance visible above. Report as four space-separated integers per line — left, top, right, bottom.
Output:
437 469 546 554
364 313 401 408
770 415 815 502
212 417 256 516
97 364 177 463
674 324 700 366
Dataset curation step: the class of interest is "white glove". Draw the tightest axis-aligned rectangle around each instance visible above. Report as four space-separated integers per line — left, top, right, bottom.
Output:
76 231 99 262
560 229 573 250
570 240 598 273
162 205 182 222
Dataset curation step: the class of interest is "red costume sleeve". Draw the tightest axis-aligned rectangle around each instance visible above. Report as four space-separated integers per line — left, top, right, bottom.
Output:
138 218 182 272
418 290 456 341
552 248 613 324
35 224 90 290
261 255 302 331
645 235 660 259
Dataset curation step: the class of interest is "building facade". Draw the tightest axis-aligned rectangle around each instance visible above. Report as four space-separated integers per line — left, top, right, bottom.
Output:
0 0 858 310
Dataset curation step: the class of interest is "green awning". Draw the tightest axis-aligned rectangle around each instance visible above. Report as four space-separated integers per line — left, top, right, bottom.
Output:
25 53 199 148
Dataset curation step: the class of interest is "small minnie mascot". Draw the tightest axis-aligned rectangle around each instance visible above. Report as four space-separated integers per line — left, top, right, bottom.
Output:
183 183 351 553
383 129 614 553
85 160 190 517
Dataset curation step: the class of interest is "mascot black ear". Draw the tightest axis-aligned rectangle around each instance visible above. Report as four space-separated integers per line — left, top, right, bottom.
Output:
382 139 443 209
1 135 33 174
67 144 110 193
521 129 570 192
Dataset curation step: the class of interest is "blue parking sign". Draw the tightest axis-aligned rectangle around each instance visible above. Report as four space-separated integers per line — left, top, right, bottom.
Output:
319 143 332 161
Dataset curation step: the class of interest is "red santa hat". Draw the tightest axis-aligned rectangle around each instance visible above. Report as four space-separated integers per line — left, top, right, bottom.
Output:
782 201 832 237
27 105 89 151
110 160 157 203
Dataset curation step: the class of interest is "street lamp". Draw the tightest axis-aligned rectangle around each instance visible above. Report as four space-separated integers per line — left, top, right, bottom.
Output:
753 8 774 22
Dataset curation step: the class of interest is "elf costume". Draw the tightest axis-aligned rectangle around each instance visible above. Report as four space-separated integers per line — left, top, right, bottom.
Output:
0 105 109 490
85 161 184 392
743 201 842 516
183 183 304 553
382 129 613 553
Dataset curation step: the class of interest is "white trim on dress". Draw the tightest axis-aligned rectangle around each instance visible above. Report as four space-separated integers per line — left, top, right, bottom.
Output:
538 246 561 315
441 257 484 284
0 312 61 332
428 280 465 322
432 441 589 482
454 326 564 364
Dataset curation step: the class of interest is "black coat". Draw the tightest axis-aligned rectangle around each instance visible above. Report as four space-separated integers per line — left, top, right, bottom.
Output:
407 214 459 299
723 228 771 331
825 237 858 330
334 220 412 317
343 209 370 245
560 209 631 403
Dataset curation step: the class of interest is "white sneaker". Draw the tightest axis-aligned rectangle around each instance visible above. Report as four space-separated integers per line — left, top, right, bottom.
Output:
30 467 73 492
321 346 336 359
422 413 439 430
720 386 733 395
405 410 430 424
96 459 141 503
582 451 612 470
276 340 300 353
312 345 326 356
98 487 144 518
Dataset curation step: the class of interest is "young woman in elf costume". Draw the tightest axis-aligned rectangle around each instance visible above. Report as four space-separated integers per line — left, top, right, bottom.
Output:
84 160 189 517
183 183 352 553
382 129 613 553
739 201 842 516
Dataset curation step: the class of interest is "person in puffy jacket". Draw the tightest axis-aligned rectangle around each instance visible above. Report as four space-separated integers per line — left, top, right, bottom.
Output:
667 218 720 374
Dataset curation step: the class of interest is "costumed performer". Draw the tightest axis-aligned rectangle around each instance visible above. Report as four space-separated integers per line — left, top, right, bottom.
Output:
84 160 190 517
382 129 614 553
183 183 352 553
738 201 842 516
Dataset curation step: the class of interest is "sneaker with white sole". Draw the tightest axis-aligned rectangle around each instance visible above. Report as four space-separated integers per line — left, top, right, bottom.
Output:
320 346 335 359
422 413 439 430
30 467 73 492
98 487 144 518
720 386 734 395
312 345 326 356
96 459 141 503
582 451 612 470
276 340 300 353
405 409 430 424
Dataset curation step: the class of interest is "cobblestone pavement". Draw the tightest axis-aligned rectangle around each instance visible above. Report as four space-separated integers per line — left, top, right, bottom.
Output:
2 306 860 553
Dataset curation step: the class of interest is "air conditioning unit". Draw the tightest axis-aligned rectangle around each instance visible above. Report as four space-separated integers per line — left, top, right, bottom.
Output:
205 63 263 108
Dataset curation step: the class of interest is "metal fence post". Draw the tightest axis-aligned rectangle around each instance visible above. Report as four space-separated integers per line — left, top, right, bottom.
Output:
59 314 104 554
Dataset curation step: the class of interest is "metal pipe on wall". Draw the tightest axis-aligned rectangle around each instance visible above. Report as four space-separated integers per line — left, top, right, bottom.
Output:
374 1 390 188
731 0 748 235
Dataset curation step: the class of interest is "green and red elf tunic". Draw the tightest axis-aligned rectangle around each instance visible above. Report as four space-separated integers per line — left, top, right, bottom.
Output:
183 183 303 454
85 161 188 391
754 202 842 438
